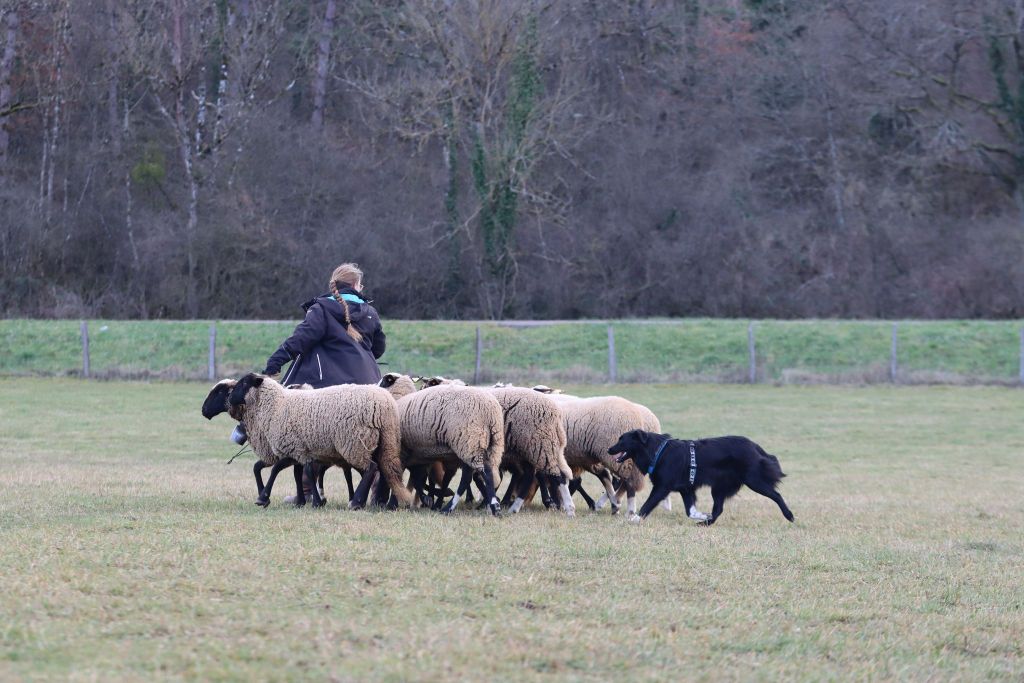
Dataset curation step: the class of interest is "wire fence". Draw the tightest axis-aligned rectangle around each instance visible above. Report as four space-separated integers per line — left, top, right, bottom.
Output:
1 318 1023 386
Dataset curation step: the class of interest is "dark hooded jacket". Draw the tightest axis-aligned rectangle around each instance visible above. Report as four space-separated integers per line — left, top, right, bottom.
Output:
263 288 385 388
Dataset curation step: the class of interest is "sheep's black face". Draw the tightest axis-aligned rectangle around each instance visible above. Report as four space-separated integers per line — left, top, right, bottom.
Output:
608 429 650 466
202 380 235 419
379 373 399 388
229 373 264 407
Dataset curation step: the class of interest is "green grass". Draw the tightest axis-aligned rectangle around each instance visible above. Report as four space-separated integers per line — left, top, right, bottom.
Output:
1 318 1023 384
1 379 1022 680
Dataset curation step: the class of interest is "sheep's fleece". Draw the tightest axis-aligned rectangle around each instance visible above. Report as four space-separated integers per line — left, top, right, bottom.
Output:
228 373 412 506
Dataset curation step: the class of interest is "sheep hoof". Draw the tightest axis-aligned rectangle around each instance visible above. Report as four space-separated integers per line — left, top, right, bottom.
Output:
254 496 270 508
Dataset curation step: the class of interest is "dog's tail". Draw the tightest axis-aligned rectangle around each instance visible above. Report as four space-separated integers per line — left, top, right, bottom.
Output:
756 444 786 484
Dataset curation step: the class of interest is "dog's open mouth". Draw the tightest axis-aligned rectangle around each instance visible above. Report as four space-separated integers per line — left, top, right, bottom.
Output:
613 452 628 464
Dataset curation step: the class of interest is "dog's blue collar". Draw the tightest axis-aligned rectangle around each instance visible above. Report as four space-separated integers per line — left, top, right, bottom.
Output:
648 438 670 475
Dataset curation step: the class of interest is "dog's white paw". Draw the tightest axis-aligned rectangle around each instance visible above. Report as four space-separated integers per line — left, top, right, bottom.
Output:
627 513 642 524
660 498 672 511
688 505 709 521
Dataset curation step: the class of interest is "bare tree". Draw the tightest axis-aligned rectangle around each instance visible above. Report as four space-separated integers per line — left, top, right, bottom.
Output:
310 0 336 130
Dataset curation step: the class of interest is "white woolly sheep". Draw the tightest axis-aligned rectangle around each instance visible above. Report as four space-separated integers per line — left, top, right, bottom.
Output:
532 391 661 518
378 372 504 516
423 377 576 516
226 373 412 509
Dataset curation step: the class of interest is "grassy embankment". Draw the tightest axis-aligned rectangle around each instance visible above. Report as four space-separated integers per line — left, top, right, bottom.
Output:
2 318 1022 384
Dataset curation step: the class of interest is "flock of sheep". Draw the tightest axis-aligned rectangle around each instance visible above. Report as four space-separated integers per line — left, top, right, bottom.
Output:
202 371 689 521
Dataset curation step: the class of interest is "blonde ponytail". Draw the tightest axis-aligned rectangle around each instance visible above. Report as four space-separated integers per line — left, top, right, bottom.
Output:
329 263 364 343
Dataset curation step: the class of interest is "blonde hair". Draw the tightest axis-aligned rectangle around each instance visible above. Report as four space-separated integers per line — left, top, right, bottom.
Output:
329 263 364 343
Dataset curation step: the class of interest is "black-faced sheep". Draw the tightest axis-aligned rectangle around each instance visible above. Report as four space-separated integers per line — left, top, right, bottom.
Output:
226 373 412 509
379 372 504 516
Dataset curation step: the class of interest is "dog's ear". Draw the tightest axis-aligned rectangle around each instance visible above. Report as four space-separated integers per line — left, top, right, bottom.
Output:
637 429 648 445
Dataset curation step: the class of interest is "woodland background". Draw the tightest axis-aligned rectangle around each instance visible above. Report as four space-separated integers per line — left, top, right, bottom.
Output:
2 0 1024 321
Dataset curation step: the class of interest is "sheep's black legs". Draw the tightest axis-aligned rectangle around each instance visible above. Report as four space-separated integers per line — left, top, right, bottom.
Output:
342 465 355 500
507 465 536 514
304 462 324 507
594 470 620 513
441 465 475 514
481 466 501 517
408 465 432 508
291 463 306 507
538 475 557 509
255 458 294 507
349 462 377 510
253 461 268 497
432 465 458 510
316 463 328 504
568 477 596 510
500 470 521 508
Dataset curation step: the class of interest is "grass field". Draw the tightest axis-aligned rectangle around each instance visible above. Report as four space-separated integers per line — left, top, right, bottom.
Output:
2 318 1023 384
1 379 1022 681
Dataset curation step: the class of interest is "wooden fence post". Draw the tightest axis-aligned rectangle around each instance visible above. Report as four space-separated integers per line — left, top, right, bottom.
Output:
80 321 90 378
748 322 756 384
890 322 898 383
473 326 482 385
607 325 617 383
208 322 217 381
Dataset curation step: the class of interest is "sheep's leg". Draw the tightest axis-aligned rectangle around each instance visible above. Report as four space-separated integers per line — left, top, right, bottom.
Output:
408 466 432 508
342 465 355 501
348 462 377 510
432 464 458 510
441 465 475 514
508 464 535 514
568 477 596 510
537 474 558 509
625 486 638 522
481 466 501 517
291 463 306 507
316 463 329 505
253 461 268 498
256 458 293 507
304 463 324 508
593 470 620 513
501 469 521 509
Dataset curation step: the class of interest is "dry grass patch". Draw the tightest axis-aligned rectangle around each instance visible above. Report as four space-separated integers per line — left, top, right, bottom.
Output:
0 379 1022 681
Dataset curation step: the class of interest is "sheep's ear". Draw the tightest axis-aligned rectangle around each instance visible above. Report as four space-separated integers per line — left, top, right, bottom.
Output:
251 375 264 388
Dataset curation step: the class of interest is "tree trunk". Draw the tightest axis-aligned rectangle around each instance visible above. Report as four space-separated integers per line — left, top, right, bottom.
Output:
171 0 199 318
0 9 18 172
105 0 119 145
311 0 337 130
